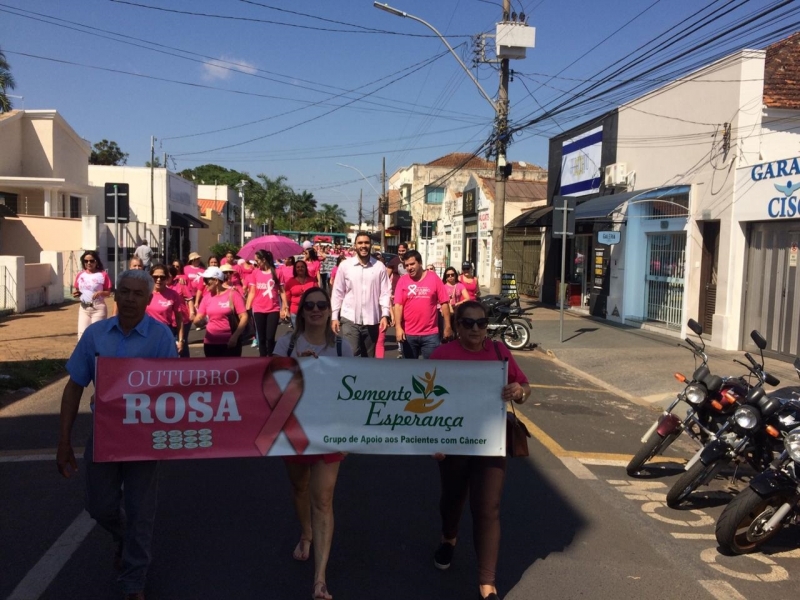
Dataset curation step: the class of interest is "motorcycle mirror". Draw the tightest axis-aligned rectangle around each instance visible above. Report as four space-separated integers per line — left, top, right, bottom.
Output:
764 372 781 387
687 319 703 336
750 330 767 350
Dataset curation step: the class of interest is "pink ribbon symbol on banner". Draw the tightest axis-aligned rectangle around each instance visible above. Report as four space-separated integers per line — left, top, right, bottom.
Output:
255 357 309 456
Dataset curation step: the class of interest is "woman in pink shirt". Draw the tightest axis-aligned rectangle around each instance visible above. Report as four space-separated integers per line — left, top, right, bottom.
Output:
284 260 319 328
146 264 185 355
193 266 249 357
246 250 288 356
430 301 530 600
304 248 323 287
458 262 480 301
168 265 194 357
73 250 113 340
440 267 468 339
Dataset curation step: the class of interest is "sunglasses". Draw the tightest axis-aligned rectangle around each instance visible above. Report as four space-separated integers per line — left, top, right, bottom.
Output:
152 274 167 280
302 300 330 311
458 317 489 329
446 272 456 277
83 259 96 264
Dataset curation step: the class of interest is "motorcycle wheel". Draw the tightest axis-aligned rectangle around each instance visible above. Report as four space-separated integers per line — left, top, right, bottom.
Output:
502 321 530 350
665 457 725 508
626 430 668 476
715 488 792 555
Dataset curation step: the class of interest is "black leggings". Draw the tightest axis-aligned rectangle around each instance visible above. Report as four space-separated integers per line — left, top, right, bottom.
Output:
438 455 507 586
254 311 280 356
203 343 242 357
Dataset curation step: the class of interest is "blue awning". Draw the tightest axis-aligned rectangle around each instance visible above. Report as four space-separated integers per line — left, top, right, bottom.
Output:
573 186 690 220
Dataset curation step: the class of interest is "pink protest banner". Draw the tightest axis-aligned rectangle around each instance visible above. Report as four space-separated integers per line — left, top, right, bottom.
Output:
93 356 507 462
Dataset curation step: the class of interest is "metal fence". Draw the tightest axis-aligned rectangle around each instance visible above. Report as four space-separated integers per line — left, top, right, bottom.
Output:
1 265 16 312
502 235 543 297
645 232 687 329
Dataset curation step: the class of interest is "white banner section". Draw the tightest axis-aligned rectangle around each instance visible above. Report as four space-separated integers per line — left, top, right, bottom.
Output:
280 357 508 457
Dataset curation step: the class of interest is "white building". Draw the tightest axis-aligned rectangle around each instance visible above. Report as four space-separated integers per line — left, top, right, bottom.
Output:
542 32 800 359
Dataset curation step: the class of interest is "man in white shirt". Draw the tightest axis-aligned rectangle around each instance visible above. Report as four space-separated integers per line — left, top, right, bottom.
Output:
331 232 391 357
133 240 153 269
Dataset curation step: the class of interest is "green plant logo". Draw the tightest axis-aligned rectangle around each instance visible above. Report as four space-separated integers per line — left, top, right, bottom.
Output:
404 369 449 414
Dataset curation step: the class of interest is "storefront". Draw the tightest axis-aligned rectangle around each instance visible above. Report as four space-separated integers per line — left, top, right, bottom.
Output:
737 157 800 360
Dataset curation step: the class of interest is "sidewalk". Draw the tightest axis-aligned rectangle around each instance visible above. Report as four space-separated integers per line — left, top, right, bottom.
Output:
522 300 800 410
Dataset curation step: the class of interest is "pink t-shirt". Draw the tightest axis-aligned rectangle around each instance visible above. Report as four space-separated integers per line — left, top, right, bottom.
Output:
278 264 293 287
184 265 203 284
306 259 321 280
395 272 450 336
168 281 192 320
431 340 528 385
459 275 479 300
249 269 281 313
285 278 319 314
198 289 246 345
146 287 184 328
445 282 466 307
74 270 112 305
330 265 339 284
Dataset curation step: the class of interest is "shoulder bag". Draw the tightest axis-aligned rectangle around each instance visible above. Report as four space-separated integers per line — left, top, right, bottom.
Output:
492 341 531 457
227 289 256 346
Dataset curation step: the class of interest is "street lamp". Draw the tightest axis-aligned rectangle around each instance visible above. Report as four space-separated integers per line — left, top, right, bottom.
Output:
373 3 496 111
235 180 247 246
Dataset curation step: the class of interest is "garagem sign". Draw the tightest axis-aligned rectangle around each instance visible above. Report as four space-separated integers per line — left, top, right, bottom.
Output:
751 158 800 182
737 157 800 220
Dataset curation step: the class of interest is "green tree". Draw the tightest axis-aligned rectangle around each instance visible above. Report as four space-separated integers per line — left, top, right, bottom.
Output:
250 174 292 235
288 190 317 230
145 156 162 168
178 164 253 188
0 46 15 113
89 139 128 165
314 203 347 232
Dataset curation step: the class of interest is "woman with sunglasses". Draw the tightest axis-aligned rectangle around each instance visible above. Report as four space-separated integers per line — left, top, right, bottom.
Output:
284 259 318 328
193 266 249 357
272 287 353 600
459 262 480 301
73 250 112 340
246 250 288 356
146 264 186 355
429 301 531 600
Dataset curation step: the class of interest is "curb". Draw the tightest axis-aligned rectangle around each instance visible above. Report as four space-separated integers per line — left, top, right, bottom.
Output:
533 344 665 412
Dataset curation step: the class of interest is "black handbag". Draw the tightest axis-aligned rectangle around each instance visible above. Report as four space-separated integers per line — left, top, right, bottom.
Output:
492 341 531 457
227 289 255 345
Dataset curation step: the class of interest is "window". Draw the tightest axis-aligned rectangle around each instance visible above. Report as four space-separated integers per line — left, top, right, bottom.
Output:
0 192 18 213
425 186 445 205
69 196 82 219
463 189 476 216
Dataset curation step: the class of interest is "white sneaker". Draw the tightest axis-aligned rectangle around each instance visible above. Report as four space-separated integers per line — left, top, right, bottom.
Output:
251 339 258 348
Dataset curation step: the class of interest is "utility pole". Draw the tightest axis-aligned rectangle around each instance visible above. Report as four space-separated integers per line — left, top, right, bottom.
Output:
381 156 387 251
358 189 363 229
150 135 155 226
490 0 511 295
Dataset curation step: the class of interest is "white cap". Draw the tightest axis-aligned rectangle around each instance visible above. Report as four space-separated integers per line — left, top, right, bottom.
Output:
302 240 313 250
200 266 224 281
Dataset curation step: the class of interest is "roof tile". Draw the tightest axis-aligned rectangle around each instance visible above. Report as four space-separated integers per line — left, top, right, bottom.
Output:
764 32 800 109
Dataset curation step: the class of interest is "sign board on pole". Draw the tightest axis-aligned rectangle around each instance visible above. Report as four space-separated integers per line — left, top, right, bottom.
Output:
551 197 576 238
596 230 621 246
104 183 130 223
500 273 518 299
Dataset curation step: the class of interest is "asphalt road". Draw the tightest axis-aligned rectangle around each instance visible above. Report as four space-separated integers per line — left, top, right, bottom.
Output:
3 337 800 600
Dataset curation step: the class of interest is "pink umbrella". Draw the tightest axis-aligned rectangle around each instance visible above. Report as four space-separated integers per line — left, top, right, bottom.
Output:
238 235 303 261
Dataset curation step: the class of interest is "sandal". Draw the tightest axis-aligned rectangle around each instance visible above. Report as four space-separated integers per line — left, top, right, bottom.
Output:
313 580 332 600
292 538 312 561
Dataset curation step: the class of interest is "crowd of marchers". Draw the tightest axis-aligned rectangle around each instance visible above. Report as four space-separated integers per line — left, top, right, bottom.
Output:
59 231 531 600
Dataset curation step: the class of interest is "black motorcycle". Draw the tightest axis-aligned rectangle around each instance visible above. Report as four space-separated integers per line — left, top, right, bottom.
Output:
665 331 785 508
627 319 747 476
714 359 800 555
481 295 533 350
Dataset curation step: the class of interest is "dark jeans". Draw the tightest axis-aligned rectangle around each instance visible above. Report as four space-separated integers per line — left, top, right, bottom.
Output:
84 436 160 594
179 322 191 358
402 333 440 359
254 311 280 356
438 455 507 586
203 343 243 357
340 317 378 357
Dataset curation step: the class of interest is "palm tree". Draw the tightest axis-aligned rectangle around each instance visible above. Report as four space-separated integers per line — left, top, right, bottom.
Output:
255 174 292 235
0 47 16 113
317 203 347 232
288 190 317 230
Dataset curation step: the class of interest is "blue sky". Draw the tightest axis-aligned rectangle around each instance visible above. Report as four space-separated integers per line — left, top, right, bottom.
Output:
1 0 794 221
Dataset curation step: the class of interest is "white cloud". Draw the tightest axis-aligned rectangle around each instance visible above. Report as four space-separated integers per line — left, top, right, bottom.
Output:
201 56 258 81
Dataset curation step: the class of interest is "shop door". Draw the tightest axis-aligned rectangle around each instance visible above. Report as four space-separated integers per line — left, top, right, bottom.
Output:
742 224 800 358
466 236 477 266
698 221 720 335
644 232 686 329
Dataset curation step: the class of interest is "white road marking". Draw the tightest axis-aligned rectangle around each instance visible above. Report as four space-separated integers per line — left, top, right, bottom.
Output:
768 548 800 559
578 458 628 467
672 533 717 540
698 580 748 600
701 547 789 582
641 502 715 527
559 456 597 480
7 511 95 600
0 454 54 463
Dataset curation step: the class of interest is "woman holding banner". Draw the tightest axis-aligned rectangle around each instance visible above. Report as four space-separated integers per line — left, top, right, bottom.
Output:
272 287 353 600
429 300 531 600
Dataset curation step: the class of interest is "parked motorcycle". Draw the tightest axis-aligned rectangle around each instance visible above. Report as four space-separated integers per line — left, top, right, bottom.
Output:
627 319 747 476
481 295 533 350
665 330 785 508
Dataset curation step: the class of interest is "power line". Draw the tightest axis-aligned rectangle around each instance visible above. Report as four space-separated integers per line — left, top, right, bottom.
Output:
107 0 474 38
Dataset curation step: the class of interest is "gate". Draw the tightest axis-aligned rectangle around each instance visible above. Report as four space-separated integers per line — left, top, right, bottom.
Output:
644 232 686 329
742 223 800 358
503 235 542 297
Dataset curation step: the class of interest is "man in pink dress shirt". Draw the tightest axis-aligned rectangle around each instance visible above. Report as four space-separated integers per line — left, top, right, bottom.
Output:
331 232 391 357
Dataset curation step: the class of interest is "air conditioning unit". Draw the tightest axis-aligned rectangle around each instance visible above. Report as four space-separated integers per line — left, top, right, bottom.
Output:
604 163 627 187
